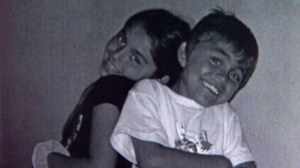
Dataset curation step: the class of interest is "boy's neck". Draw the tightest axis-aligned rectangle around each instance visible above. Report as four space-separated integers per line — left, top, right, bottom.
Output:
170 77 216 108
170 78 187 98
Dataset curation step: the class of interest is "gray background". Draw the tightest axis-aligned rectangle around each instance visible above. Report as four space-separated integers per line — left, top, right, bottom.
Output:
1 0 300 167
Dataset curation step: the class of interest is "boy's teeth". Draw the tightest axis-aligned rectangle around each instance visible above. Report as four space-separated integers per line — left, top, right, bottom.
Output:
203 81 219 95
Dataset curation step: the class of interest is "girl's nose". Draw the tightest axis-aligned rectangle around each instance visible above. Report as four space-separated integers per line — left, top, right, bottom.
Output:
111 52 130 65
111 52 122 60
108 45 125 61
107 42 125 56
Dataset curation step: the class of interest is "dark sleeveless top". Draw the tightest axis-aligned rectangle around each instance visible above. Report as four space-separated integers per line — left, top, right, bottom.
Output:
61 75 135 168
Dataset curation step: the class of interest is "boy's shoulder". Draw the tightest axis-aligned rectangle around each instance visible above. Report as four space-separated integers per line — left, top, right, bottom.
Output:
213 102 239 119
134 79 164 89
132 79 168 96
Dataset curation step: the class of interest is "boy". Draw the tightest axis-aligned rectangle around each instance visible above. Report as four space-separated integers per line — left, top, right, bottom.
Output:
111 9 258 168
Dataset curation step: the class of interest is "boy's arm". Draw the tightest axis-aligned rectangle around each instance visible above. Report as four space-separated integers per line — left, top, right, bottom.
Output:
222 107 256 168
111 80 230 168
132 137 232 168
48 103 119 168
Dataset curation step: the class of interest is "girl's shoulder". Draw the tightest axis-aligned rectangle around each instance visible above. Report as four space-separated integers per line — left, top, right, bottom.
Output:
95 75 135 89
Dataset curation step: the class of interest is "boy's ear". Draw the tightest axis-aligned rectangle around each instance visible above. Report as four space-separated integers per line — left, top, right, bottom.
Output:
157 75 170 85
177 42 187 68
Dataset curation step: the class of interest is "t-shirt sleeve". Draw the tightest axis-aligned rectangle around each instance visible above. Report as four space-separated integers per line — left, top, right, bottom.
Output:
223 106 255 167
110 80 165 164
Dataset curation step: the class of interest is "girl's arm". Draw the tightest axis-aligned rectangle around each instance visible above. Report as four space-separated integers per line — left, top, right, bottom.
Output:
234 162 256 168
48 103 120 168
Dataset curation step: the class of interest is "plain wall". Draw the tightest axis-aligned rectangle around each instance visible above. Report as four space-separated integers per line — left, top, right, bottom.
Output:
1 0 300 167
1 0 11 166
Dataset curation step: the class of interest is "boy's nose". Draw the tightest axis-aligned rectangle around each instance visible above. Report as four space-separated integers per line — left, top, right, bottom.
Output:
216 72 227 82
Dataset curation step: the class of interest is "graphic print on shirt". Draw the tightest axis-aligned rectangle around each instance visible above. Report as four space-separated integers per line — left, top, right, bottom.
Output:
175 122 212 153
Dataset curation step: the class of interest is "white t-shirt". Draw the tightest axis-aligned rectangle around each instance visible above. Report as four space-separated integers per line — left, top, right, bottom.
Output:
111 79 254 167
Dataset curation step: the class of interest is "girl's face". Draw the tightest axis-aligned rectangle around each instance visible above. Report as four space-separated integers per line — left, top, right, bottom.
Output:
100 24 157 81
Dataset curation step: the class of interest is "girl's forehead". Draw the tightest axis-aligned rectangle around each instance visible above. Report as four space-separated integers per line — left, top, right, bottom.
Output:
124 22 146 33
124 23 153 41
126 23 159 48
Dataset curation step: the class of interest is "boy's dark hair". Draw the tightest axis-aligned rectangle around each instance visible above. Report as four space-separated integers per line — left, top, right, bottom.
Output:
186 8 258 88
125 9 190 86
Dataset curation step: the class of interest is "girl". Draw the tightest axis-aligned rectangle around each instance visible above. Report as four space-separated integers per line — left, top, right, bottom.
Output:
33 9 190 168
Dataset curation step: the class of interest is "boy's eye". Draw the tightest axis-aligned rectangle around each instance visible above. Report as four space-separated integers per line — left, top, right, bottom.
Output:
130 55 141 64
210 57 221 65
230 72 240 82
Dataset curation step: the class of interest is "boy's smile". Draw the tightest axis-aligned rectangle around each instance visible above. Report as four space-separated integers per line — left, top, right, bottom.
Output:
174 40 247 107
203 80 219 95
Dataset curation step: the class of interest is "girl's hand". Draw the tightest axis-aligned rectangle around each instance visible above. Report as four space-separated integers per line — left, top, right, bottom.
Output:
32 139 70 168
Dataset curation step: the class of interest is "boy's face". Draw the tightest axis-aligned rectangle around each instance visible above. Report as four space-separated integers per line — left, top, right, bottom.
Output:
100 24 157 81
179 40 248 107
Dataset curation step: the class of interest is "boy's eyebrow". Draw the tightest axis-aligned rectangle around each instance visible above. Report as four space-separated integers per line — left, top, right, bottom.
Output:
214 47 250 68
213 47 230 59
131 49 148 63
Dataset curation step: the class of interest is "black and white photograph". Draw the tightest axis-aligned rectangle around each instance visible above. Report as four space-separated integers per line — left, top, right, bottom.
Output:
1 0 299 167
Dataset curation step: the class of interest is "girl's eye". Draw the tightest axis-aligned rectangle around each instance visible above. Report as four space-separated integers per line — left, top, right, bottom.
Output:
130 55 141 64
230 72 240 82
211 57 221 65
117 33 126 46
